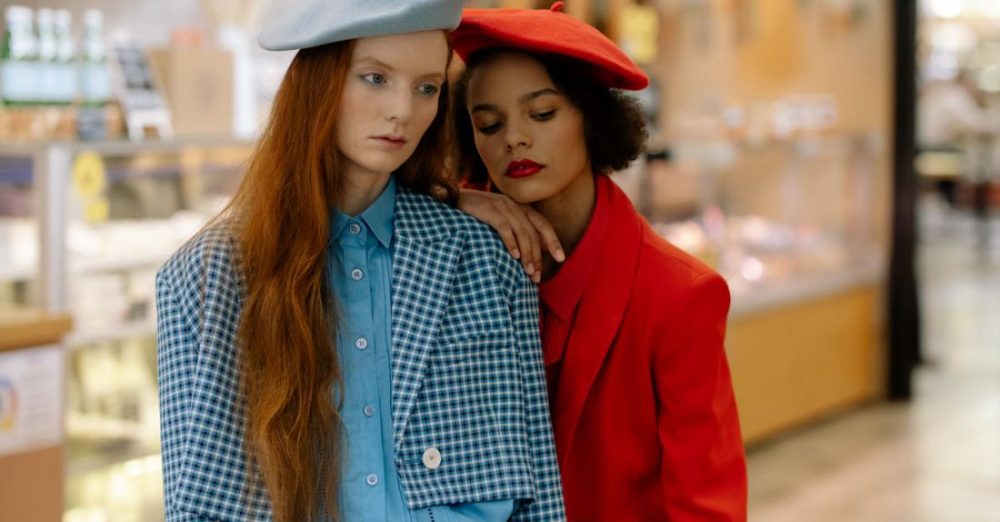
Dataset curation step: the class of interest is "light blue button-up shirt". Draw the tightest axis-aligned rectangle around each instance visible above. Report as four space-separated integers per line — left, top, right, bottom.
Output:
330 177 514 522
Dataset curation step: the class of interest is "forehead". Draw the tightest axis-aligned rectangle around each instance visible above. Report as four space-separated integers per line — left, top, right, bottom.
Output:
351 30 449 72
467 52 556 101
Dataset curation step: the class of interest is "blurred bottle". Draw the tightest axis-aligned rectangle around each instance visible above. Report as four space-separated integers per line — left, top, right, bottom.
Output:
80 9 111 107
1 5 40 106
36 8 57 104
53 9 77 104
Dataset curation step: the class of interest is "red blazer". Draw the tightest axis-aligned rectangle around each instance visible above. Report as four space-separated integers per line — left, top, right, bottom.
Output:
551 180 747 521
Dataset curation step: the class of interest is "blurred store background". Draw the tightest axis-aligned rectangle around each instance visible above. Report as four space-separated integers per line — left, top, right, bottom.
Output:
0 0 995 521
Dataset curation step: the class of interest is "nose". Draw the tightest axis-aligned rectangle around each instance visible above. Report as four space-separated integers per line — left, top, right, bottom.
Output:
384 86 414 124
504 119 531 151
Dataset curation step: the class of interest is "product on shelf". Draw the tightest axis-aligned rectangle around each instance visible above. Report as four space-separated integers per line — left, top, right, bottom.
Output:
1 5 39 106
0 6 120 140
80 9 110 106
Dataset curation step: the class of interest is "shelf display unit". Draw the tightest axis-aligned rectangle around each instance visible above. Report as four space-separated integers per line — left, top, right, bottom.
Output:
0 139 252 521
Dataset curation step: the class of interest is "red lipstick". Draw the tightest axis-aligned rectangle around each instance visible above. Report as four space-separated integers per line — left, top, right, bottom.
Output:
505 159 544 178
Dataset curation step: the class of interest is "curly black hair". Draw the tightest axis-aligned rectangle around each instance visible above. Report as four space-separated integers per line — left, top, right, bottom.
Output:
453 49 648 187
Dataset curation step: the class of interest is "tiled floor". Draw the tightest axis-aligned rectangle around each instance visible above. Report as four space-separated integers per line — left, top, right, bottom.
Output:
747 204 1000 522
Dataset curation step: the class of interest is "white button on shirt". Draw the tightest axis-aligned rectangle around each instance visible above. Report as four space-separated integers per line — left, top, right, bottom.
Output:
355 337 369 350
351 268 364 281
349 222 362 235
366 474 379 486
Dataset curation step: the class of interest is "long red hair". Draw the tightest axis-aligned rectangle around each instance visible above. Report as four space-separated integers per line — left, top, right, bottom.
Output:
219 38 456 521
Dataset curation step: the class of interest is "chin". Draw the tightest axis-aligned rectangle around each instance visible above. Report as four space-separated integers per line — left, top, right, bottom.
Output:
494 180 551 205
360 157 406 175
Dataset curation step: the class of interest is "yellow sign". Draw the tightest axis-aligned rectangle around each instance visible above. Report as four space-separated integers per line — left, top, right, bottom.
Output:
85 199 110 223
619 3 660 65
72 151 110 224
72 151 107 198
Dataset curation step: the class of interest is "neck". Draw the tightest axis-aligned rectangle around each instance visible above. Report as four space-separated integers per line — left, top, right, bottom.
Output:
533 172 597 279
337 165 392 216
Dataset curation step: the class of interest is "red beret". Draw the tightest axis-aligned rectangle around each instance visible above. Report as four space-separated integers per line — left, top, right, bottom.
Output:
450 1 649 91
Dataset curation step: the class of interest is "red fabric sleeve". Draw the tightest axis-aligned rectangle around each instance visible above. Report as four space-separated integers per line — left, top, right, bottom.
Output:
654 272 748 521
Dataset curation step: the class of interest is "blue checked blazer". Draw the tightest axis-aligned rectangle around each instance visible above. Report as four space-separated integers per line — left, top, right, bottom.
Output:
156 186 566 521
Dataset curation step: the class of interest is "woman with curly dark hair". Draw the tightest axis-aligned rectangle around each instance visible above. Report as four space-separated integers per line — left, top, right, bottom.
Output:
451 3 747 521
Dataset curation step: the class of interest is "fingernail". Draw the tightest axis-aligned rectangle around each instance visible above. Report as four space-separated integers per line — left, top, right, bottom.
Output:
533 272 542 284
512 248 521 259
526 263 535 275
554 248 566 262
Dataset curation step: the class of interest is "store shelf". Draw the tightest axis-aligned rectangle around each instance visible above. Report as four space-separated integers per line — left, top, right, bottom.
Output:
729 258 884 317
66 320 157 348
67 441 160 477
0 252 172 284
0 136 254 158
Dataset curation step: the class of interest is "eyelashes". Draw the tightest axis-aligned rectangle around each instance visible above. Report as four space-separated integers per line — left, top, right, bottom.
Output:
533 110 556 121
475 109 557 135
360 73 386 86
359 73 441 97
416 83 440 97
477 122 503 135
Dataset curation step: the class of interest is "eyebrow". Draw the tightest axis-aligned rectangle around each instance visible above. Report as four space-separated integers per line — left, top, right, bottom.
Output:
354 56 445 82
354 56 396 71
471 88 560 113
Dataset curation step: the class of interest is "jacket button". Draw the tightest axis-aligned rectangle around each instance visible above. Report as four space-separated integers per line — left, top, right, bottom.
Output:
422 447 442 470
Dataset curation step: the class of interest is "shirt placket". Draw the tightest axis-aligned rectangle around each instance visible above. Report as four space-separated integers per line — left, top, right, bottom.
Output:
338 219 387 521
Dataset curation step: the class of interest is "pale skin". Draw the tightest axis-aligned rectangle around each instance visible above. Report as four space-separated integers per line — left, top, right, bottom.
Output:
335 30 449 215
459 51 598 281
335 37 577 280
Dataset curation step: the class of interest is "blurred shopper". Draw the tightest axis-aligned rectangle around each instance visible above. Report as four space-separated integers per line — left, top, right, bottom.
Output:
155 1 565 521
450 3 747 521
918 69 1000 205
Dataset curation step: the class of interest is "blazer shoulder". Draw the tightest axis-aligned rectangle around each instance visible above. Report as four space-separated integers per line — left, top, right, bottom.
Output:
399 188 503 240
157 220 242 296
397 187 514 272
637 222 725 291
631 224 731 354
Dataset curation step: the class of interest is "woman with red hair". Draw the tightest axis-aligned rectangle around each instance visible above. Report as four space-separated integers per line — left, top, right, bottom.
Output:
155 1 564 521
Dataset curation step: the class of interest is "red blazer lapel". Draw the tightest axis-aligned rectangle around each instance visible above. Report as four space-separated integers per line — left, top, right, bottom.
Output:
553 180 643 463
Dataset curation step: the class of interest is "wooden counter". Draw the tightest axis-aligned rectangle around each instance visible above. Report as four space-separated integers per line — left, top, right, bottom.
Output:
0 308 72 522
728 285 883 446
0 308 73 353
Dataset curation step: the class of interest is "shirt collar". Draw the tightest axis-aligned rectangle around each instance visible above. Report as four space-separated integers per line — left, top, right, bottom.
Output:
330 176 396 248
539 175 611 322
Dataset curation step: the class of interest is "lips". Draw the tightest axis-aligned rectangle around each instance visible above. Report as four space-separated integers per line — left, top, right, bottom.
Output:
505 159 544 178
373 135 407 148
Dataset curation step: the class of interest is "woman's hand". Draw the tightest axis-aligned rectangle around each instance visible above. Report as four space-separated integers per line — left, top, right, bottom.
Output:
458 188 565 283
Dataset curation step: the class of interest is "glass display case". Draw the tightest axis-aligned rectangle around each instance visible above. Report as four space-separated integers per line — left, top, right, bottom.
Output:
0 139 251 521
608 128 889 445
615 130 885 316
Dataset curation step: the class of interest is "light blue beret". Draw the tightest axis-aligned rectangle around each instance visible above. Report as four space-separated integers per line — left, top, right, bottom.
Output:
258 0 467 51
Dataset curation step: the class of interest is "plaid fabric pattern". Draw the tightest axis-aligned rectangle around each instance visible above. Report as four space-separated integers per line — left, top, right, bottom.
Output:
156 186 565 521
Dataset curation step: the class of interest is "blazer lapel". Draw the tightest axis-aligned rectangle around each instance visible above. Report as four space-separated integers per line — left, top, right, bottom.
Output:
554 182 642 463
389 188 465 450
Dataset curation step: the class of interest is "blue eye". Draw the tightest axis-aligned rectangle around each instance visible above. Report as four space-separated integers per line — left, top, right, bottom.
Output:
360 73 387 85
417 83 440 97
